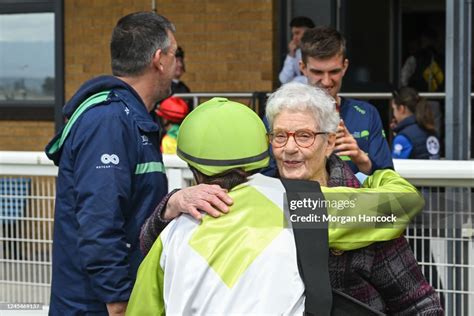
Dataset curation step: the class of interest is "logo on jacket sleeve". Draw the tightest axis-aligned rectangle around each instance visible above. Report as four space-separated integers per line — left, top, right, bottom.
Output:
353 105 366 115
426 136 440 155
394 143 403 155
101 154 120 165
96 153 120 169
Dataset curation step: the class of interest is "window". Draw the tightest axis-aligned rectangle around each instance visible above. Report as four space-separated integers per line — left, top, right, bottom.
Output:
0 0 63 122
0 13 55 102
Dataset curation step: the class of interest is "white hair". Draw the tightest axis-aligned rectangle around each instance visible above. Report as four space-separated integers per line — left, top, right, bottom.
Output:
265 82 340 133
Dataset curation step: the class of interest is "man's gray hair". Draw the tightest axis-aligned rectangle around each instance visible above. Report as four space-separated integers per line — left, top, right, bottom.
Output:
111 12 176 77
265 82 340 133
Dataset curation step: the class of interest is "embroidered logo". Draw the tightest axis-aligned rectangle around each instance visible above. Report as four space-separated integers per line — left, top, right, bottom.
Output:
352 130 369 139
141 135 151 146
100 154 120 165
353 105 366 115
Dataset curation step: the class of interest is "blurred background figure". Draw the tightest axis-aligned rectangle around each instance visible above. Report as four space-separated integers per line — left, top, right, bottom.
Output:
156 96 189 154
400 27 444 139
278 16 315 84
400 28 444 93
391 87 440 159
171 46 190 94
171 46 193 113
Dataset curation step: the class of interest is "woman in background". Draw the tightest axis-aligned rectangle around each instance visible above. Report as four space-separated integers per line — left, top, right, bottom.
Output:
391 87 440 159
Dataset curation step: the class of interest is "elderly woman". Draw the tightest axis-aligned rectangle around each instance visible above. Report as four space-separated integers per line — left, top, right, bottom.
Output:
130 97 405 315
265 82 443 315
139 83 443 315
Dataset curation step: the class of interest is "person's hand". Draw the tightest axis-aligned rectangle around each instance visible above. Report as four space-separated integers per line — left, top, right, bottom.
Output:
106 302 127 316
163 184 233 221
389 117 398 131
288 40 297 57
335 120 372 174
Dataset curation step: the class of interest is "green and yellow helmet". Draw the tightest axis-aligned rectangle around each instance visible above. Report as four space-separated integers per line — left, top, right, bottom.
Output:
177 97 269 176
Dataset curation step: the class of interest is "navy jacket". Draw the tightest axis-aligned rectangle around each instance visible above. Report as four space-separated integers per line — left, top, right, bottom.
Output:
339 98 393 174
392 115 440 159
45 76 168 315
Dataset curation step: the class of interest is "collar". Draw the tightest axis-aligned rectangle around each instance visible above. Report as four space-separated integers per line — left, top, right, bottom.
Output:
113 87 159 133
393 115 417 134
337 96 348 112
167 124 180 138
326 154 361 188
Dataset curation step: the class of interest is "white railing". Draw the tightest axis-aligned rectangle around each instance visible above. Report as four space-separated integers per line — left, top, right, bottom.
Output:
1 151 473 188
393 159 474 187
0 151 195 191
1 151 473 314
173 91 474 113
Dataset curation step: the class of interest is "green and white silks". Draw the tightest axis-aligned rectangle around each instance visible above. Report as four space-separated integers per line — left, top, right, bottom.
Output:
127 170 423 315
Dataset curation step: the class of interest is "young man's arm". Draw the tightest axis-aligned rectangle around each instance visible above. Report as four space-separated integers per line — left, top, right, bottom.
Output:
335 120 372 174
279 51 300 84
366 107 394 173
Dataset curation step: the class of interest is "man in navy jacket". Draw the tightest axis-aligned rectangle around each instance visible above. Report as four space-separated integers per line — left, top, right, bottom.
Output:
45 12 230 315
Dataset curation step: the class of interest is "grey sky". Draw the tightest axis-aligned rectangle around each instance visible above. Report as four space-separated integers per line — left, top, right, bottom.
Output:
0 13 54 42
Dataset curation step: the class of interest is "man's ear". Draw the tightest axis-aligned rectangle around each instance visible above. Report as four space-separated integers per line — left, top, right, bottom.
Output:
299 60 307 74
400 104 409 114
152 49 164 72
326 133 336 157
342 58 349 76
